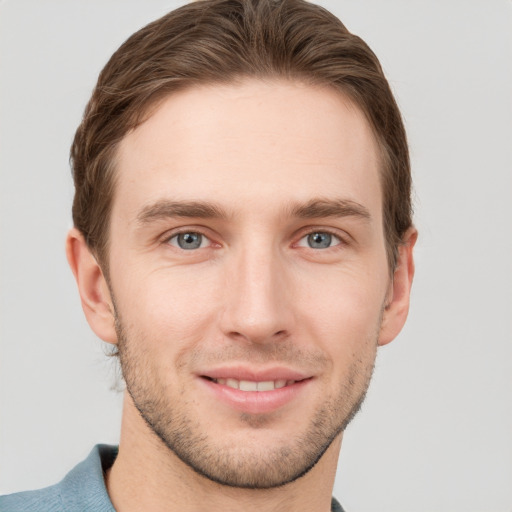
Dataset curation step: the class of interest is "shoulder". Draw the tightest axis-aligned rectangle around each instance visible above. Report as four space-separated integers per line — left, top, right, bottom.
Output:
331 496 347 512
0 445 117 512
0 484 63 512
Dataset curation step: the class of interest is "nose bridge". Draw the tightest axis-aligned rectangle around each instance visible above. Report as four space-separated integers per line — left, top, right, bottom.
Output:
221 237 291 344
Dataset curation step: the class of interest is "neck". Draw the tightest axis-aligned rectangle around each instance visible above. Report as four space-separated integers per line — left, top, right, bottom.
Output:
106 393 341 512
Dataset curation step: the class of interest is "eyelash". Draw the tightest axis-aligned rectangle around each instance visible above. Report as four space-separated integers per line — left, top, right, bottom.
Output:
295 229 345 250
162 226 348 252
164 229 216 250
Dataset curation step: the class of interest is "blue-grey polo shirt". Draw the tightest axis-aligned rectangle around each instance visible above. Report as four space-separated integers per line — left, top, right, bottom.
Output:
0 444 345 511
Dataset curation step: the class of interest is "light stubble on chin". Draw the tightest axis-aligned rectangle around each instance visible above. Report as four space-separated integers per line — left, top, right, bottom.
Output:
113 307 379 489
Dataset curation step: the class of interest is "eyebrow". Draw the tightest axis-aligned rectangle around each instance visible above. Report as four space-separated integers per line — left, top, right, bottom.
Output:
289 198 371 222
136 197 371 225
137 200 228 224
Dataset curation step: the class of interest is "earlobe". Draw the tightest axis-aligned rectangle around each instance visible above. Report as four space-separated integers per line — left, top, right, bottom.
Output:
66 228 118 344
378 227 418 346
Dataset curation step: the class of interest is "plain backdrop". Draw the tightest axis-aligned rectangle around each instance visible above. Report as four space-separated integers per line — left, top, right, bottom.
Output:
1 1 511 511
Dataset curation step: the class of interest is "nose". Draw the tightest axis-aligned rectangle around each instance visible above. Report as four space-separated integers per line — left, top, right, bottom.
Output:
219 244 294 345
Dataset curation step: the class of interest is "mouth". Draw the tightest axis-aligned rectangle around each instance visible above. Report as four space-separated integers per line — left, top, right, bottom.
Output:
199 372 312 414
202 376 300 392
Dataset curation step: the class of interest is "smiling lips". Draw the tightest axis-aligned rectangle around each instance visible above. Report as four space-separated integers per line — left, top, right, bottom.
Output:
207 377 297 391
200 372 312 414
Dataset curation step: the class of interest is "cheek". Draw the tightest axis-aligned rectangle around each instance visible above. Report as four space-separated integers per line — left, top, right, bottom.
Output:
113 264 220 346
295 266 387 356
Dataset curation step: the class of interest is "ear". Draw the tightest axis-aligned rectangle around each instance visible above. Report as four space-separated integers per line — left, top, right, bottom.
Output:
66 228 118 344
378 227 418 346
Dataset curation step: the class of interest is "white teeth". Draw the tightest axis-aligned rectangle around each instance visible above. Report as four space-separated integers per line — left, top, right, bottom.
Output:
239 380 258 391
212 378 296 391
257 381 275 391
226 378 239 390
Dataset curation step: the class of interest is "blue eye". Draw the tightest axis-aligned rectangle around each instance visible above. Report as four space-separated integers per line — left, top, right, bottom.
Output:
169 232 207 250
298 232 341 249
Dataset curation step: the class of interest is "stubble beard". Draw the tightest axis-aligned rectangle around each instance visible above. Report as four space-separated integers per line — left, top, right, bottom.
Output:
115 315 378 490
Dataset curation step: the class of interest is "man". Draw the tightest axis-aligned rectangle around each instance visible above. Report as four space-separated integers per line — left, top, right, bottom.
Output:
1 0 416 510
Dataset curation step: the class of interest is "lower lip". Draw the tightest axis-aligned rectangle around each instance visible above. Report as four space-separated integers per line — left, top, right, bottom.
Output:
199 378 311 415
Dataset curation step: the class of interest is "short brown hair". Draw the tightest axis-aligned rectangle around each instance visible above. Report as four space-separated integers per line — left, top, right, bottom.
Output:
71 0 412 271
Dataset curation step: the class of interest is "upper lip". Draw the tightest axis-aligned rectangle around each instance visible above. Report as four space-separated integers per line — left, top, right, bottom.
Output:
198 366 311 382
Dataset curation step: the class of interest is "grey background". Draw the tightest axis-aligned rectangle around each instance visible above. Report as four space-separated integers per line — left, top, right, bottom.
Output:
1 1 511 510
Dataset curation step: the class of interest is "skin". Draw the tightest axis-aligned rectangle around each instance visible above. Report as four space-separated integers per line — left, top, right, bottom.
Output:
67 79 416 512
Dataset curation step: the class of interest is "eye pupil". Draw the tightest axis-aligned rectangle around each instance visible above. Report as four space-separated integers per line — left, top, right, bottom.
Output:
178 232 202 250
307 232 332 249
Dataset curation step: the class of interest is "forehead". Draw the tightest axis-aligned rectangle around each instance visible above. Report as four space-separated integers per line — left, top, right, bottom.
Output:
113 79 382 222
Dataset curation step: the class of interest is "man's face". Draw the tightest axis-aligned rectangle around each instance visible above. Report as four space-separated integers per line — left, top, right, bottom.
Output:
108 80 391 488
